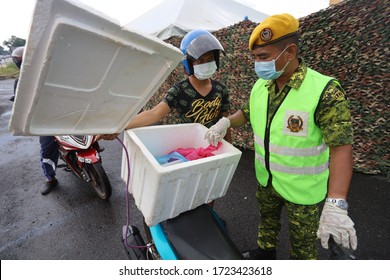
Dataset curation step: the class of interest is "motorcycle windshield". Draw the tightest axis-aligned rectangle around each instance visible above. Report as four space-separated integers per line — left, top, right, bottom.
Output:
57 135 94 149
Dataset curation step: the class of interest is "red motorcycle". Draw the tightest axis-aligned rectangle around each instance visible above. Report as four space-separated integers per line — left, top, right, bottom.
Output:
55 135 112 200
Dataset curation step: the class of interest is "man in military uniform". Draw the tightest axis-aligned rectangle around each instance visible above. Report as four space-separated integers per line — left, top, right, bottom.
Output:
205 13 357 259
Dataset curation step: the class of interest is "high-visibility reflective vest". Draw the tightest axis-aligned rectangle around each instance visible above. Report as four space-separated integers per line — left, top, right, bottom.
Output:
250 68 335 204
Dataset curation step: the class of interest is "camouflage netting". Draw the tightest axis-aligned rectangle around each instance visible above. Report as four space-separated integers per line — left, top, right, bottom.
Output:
143 0 389 178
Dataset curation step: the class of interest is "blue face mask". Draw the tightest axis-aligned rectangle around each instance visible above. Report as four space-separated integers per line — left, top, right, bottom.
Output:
254 45 290 80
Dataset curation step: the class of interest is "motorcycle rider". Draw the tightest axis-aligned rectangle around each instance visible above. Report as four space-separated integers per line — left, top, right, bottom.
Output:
8 45 59 194
9 46 24 102
100 29 231 141
12 48 105 195
100 29 231 208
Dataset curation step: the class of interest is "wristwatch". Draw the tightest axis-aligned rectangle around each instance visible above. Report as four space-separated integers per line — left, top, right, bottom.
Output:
326 198 349 210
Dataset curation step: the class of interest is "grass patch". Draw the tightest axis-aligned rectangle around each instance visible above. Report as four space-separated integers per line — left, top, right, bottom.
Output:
0 63 19 78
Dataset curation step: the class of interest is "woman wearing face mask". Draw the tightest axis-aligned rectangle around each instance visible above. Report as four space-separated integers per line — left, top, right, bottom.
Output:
100 29 231 143
205 14 356 260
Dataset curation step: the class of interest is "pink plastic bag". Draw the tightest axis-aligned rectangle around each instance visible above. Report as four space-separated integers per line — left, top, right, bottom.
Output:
173 142 222 161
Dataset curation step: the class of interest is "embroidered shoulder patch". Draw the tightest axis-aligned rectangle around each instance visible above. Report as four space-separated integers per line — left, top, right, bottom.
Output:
283 110 309 137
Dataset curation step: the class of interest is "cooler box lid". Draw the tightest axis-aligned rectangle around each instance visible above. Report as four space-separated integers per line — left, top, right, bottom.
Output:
9 0 183 135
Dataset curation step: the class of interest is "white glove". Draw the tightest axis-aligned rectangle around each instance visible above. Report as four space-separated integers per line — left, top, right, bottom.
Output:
317 201 357 250
205 117 230 146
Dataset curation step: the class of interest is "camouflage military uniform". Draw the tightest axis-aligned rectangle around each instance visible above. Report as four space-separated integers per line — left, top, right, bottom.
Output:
242 59 353 259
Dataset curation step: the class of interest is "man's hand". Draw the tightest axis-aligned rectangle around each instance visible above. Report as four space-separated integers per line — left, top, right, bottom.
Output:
317 201 357 250
204 117 230 146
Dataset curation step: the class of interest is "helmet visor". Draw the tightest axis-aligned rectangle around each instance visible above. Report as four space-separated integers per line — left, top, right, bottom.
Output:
186 33 225 59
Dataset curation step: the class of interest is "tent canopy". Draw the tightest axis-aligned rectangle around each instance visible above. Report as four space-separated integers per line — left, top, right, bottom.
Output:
125 0 268 40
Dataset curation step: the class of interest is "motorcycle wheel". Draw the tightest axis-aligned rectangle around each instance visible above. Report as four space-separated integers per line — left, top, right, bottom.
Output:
86 162 112 200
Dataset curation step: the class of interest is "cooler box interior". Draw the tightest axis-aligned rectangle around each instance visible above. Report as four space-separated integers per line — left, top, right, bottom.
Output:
121 123 242 226
8 0 183 135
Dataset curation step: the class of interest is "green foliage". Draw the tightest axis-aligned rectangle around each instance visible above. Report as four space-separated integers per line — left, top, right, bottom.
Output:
0 62 19 77
2 35 26 52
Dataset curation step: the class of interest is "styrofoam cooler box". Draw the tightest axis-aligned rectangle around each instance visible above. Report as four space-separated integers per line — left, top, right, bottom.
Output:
9 0 183 136
121 123 242 226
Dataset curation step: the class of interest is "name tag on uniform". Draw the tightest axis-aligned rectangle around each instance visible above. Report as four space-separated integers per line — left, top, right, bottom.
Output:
283 110 309 137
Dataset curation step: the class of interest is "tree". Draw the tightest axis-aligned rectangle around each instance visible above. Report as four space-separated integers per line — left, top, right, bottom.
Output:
2 36 26 53
0 46 7 56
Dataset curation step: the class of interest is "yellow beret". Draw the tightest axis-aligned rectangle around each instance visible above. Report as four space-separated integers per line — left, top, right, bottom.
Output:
249 13 299 50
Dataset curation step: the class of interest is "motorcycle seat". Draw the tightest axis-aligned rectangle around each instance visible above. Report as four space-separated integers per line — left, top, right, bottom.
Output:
162 204 242 260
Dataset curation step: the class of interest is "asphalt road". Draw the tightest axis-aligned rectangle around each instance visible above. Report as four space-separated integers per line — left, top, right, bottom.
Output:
0 78 389 260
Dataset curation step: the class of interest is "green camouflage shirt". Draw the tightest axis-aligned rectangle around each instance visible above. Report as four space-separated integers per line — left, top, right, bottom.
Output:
241 60 353 147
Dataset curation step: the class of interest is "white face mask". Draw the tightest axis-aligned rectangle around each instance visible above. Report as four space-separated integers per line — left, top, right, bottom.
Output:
193 61 217 80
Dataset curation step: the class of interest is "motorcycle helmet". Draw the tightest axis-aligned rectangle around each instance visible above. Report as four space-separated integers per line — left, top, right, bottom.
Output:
11 46 24 69
180 29 225 75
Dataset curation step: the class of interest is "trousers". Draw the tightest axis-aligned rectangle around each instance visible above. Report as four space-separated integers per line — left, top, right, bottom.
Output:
256 184 320 259
39 136 59 181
